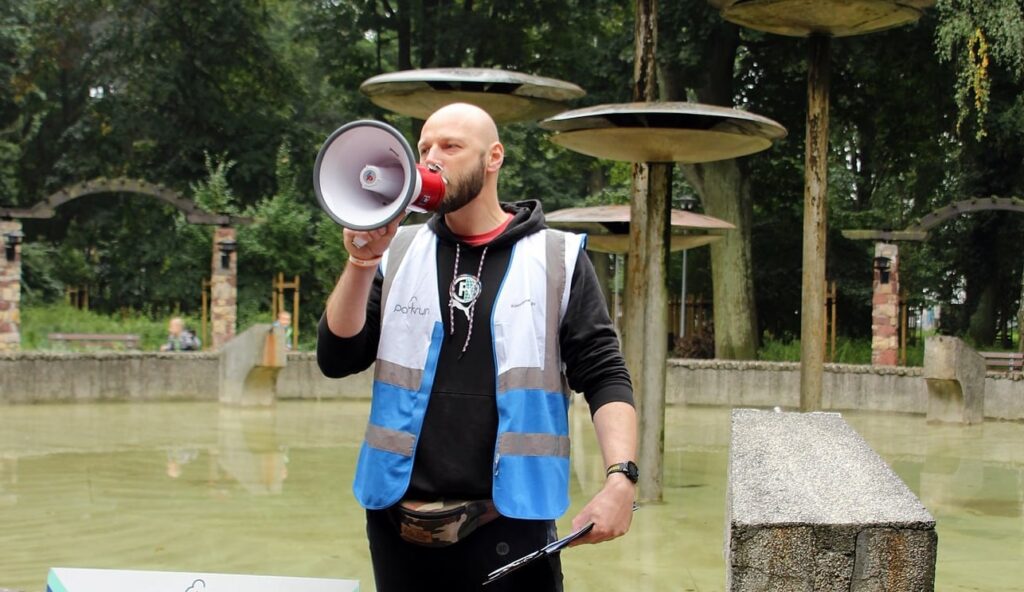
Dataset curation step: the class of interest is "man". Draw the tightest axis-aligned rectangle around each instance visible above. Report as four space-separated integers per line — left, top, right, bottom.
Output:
317 103 637 591
160 317 200 351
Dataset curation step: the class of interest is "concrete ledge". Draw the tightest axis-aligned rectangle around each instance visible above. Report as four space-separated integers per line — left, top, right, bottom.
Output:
668 359 1022 421
0 351 372 404
728 409 937 591
0 351 220 403
0 354 1017 420
923 336 985 424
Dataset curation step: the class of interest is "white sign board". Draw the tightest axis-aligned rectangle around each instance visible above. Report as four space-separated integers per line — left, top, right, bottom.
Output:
47 567 359 592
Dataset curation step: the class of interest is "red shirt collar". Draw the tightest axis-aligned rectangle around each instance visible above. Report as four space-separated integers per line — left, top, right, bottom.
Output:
453 213 514 247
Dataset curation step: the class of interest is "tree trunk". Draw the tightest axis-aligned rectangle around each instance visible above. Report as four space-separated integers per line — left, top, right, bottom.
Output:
681 161 758 359
397 0 411 71
669 20 759 359
1018 258 1024 353
968 285 997 346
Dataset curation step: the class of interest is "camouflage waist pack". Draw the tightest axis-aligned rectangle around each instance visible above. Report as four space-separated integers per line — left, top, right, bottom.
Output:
395 499 500 547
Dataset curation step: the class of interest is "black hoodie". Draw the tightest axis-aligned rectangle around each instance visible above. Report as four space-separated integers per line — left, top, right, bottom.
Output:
318 200 633 501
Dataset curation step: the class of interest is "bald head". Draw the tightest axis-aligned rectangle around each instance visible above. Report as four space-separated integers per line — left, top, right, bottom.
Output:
416 102 505 217
421 102 499 147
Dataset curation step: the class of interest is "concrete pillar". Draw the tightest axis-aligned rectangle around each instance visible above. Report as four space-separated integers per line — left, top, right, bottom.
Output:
0 220 23 352
799 34 831 412
211 226 238 350
871 242 900 366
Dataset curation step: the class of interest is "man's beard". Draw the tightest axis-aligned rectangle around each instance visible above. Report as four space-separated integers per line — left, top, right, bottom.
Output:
436 157 486 215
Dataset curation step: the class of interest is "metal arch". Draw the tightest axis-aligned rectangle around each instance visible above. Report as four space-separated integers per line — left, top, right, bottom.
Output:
0 177 252 225
907 196 1024 235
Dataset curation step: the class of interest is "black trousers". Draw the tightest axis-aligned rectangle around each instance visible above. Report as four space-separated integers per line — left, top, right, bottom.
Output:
366 508 564 592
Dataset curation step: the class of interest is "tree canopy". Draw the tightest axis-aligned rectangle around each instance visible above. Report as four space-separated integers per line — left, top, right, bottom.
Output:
4 0 1023 353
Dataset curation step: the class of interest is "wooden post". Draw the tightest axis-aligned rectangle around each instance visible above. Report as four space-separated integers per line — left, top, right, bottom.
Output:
799 35 830 412
624 0 669 503
201 278 211 350
1018 258 1024 353
900 290 908 366
293 275 300 350
272 272 301 350
830 281 837 362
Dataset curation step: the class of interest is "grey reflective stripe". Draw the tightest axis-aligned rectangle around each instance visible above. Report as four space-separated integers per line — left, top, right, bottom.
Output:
375 359 423 391
381 225 423 309
544 230 565 376
365 424 416 456
498 433 571 458
498 366 567 396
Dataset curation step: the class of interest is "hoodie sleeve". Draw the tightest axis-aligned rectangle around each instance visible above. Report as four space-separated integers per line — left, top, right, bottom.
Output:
559 250 634 416
316 269 383 378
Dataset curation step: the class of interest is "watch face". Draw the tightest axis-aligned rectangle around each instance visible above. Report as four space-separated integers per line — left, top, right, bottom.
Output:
608 462 639 483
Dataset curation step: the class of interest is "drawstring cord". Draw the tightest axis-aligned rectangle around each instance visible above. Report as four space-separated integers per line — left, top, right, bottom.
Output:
448 243 488 357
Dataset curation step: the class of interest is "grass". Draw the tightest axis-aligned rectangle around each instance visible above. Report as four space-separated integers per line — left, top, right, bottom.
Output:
19 304 201 351
18 303 316 351
757 336 925 367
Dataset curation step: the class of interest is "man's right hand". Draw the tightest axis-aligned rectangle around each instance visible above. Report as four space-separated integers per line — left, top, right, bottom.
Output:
344 216 404 262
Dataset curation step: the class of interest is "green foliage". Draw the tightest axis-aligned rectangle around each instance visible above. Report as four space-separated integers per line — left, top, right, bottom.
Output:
19 303 198 351
5 0 1023 360
935 0 1024 139
191 153 239 215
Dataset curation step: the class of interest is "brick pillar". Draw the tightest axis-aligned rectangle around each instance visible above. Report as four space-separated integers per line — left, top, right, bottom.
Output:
871 242 899 366
211 226 238 349
0 220 22 352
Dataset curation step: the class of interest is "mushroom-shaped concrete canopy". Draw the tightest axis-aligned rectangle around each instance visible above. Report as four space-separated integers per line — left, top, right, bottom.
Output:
546 204 735 254
360 68 586 124
540 102 786 163
708 0 934 37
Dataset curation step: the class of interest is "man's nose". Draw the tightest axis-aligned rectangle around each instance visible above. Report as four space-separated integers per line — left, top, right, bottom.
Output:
422 145 443 165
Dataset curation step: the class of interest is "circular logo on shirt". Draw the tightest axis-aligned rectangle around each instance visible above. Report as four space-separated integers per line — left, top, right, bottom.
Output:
449 274 482 309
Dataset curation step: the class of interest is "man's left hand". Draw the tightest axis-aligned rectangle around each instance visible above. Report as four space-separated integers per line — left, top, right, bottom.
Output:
568 473 635 546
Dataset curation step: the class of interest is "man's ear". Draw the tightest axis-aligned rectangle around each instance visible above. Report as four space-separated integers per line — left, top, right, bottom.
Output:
487 142 505 172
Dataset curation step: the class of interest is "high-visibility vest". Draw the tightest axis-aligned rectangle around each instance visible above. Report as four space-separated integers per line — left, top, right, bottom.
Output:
352 224 585 519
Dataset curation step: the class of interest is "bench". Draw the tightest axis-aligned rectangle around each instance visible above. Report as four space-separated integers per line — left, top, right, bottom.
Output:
48 332 141 350
979 351 1024 373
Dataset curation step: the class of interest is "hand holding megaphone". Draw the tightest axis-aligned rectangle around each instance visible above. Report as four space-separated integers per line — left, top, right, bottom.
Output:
314 120 447 250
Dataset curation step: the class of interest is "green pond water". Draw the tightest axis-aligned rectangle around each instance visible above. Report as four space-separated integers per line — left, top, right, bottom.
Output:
0 401 1021 591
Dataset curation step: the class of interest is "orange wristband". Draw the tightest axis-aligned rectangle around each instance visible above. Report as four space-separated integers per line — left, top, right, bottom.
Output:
347 255 382 268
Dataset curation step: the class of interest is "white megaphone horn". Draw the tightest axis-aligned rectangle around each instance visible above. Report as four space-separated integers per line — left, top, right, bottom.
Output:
313 120 447 233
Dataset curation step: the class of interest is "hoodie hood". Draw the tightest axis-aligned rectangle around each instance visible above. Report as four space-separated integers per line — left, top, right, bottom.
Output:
427 199 548 248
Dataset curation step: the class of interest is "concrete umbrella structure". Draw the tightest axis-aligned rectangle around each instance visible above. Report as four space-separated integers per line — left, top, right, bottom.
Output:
709 0 934 412
545 203 734 254
540 103 785 502
547 204 735 343
360 68 585 124
541 102 787 163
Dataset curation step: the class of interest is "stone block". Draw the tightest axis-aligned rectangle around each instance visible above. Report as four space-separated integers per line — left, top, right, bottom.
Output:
923 336 985 424
727 409 936 592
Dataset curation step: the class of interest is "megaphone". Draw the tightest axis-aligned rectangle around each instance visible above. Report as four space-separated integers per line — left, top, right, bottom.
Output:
313 120 447 231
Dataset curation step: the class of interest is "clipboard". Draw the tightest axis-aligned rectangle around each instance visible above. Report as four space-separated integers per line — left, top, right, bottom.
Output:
483 503 639 586
482 522 595 586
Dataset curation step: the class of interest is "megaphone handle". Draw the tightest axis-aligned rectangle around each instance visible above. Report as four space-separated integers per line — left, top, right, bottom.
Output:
353 237 368 249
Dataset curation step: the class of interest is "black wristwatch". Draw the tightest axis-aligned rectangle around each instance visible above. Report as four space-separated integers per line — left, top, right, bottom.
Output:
606 461 639 484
